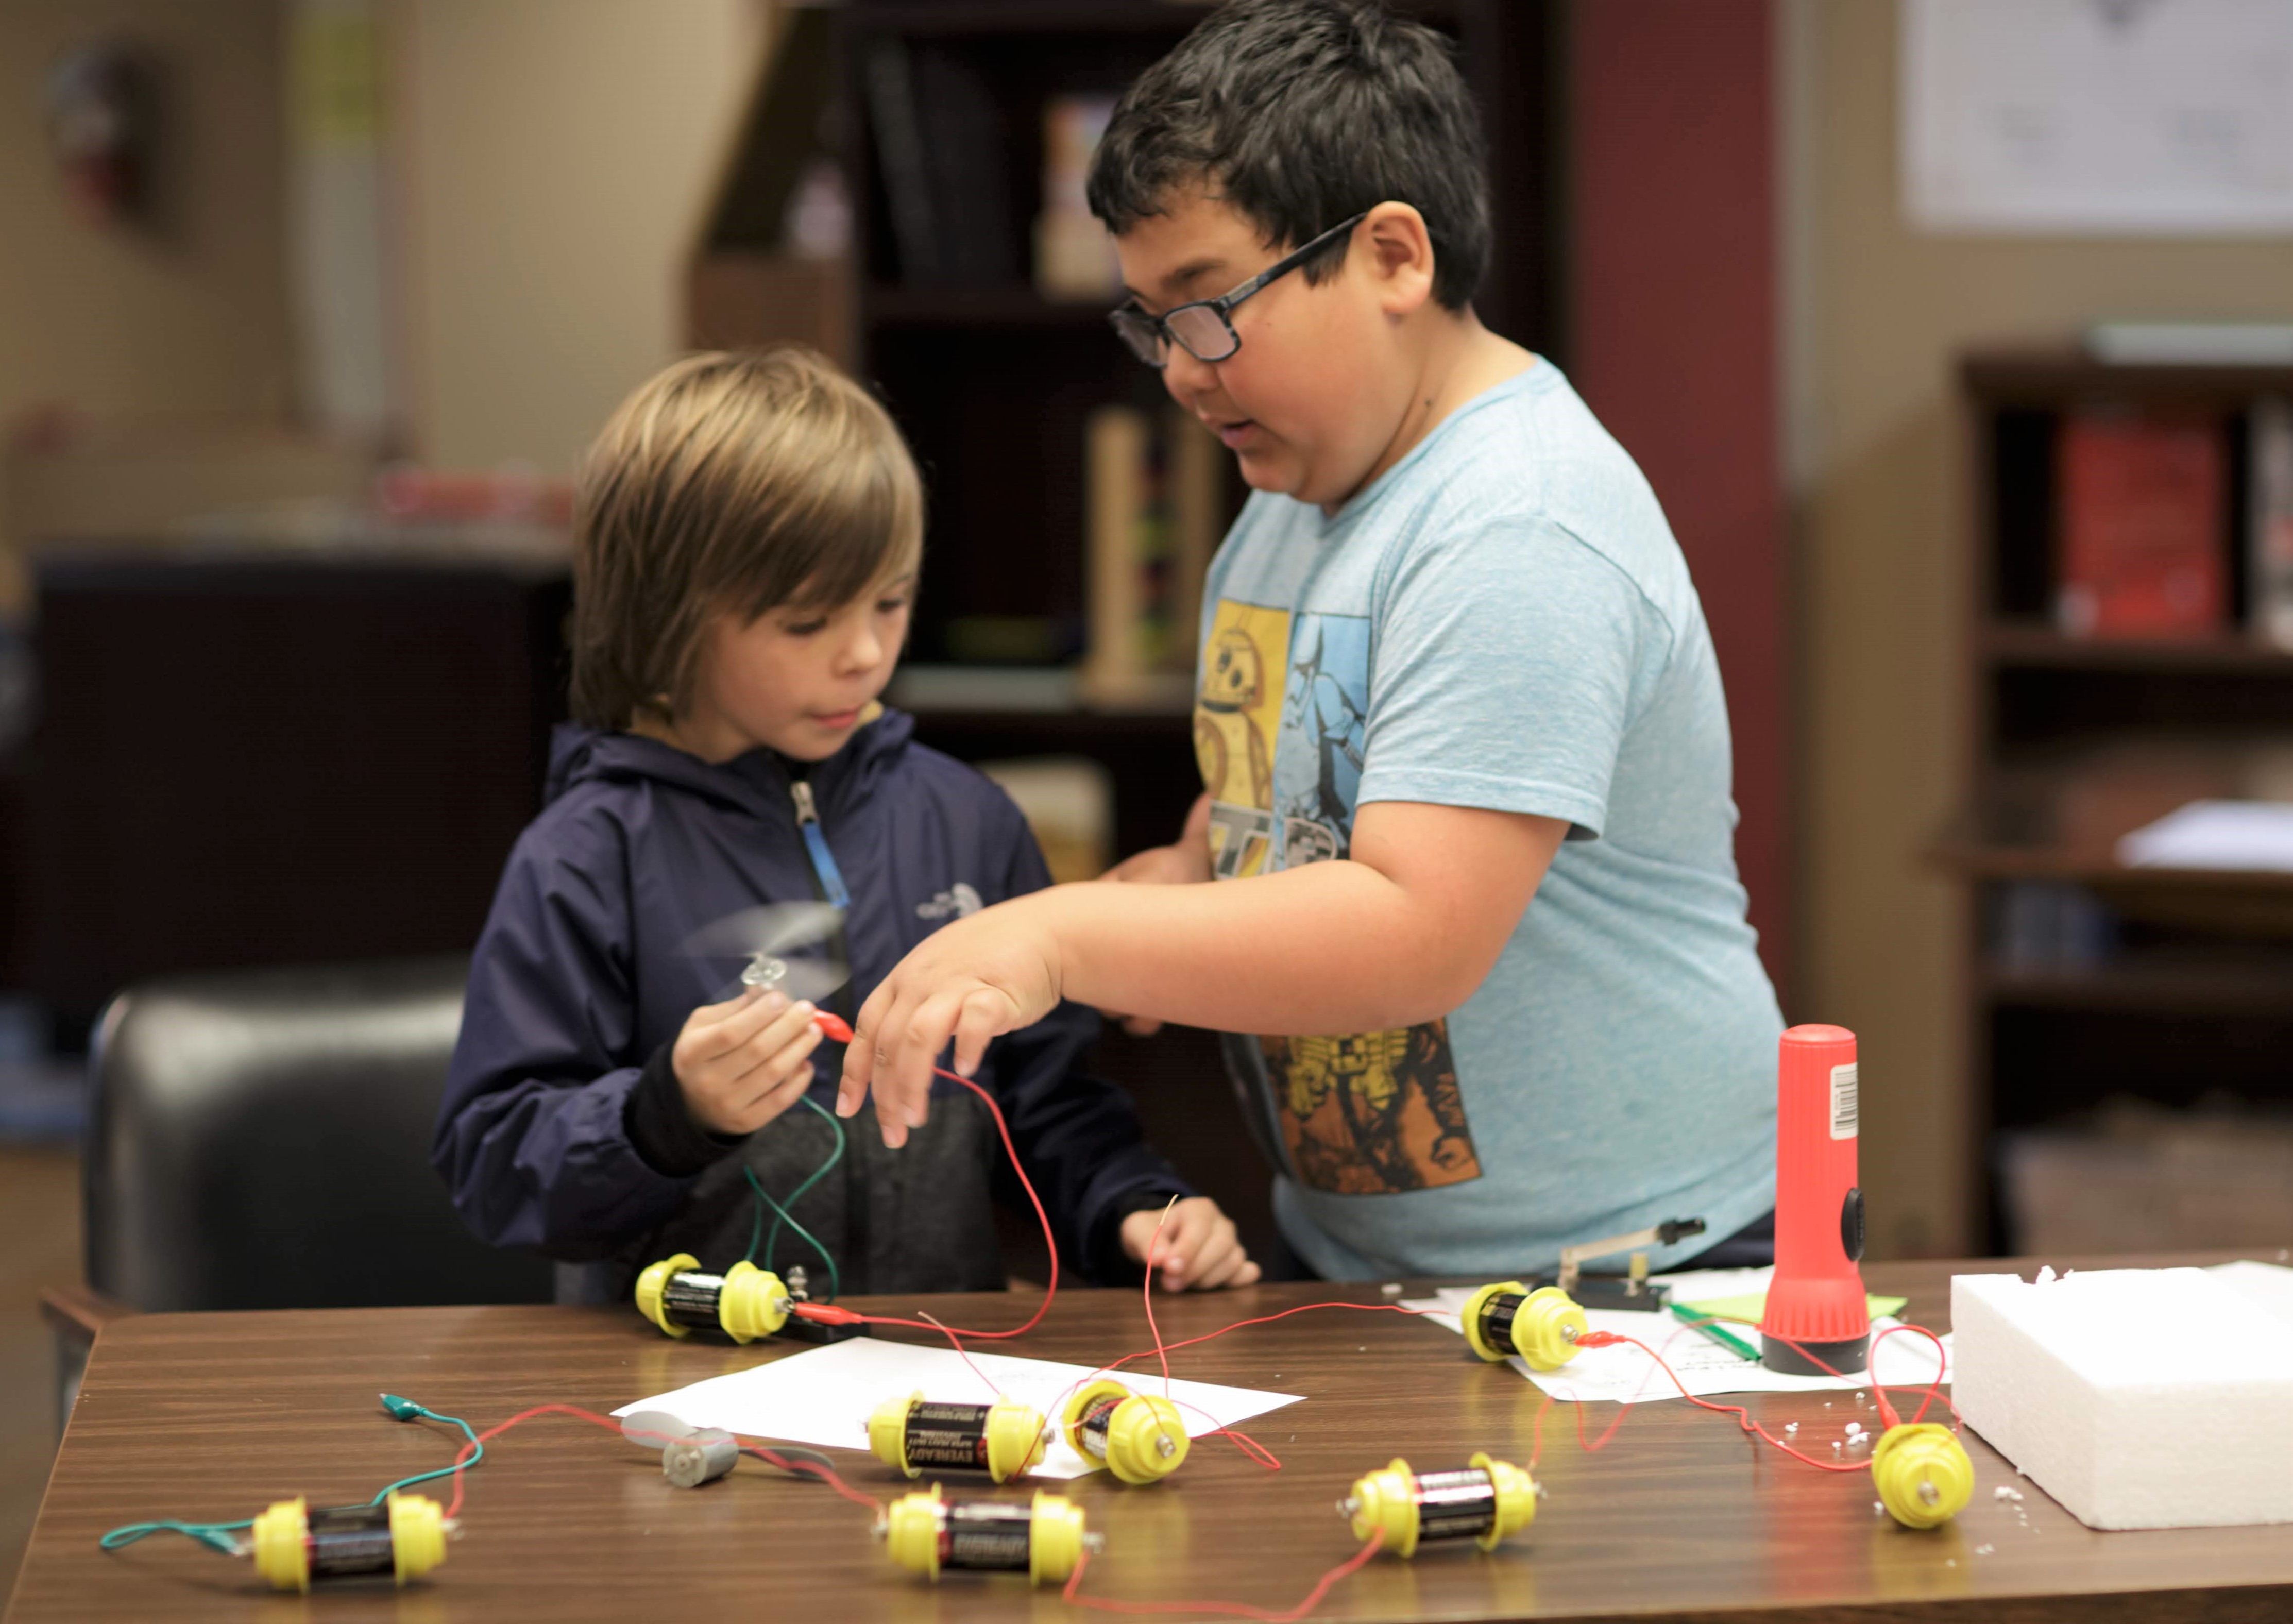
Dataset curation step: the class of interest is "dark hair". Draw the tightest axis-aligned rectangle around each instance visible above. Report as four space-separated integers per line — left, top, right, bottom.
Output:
570 347 923 730
1086 0 1490 311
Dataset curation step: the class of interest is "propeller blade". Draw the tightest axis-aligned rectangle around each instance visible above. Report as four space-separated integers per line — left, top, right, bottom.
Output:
777 958 851 1006
678 901 845 960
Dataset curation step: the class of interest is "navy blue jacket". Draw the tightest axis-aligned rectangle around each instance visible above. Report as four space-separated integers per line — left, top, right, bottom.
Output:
433 710 1192 1288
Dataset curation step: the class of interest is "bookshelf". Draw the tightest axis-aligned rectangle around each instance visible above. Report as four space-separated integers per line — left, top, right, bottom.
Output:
691 0 1565 1261
1942 350 2293 1251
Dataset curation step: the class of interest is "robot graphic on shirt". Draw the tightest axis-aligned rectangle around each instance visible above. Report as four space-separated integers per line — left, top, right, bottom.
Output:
1261 1022 1481 1196
1194 605 1288 878
1195 623 1273 807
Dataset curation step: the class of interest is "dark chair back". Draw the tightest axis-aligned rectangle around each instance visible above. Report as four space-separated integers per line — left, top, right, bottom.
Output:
85 956 552 1310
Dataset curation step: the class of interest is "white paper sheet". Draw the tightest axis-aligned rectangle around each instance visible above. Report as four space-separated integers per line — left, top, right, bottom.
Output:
614 1337 1304 1480
1401 1283 1952 1407
2117 799 2293 872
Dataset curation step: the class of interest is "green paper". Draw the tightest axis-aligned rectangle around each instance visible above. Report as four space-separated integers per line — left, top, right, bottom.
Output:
1676 1290 1907 1324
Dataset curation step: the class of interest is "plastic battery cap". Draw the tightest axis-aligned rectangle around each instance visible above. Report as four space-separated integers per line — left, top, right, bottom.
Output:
984 1395 1050 1482
717 1261 790 1342
251 1498 311 1593
1101 1395 1190 1485
633 1253 702 1338
883 1485 944 1580
1871 1423 1975 1529
1460 1280 1587 1370
1469 1451 1538 1550
869 1390 926 1477
386 1494 448 1584
1028 1491 1088 1585
1347 1458 1423 1557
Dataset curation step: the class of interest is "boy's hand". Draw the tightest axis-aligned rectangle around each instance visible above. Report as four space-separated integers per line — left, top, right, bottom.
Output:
1098 794 1213 1035
1121 1198 1260 1291
673 989 825 1136
835 896 1064 1147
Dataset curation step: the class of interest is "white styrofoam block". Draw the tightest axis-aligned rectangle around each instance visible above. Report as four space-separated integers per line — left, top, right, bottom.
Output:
1953 1268 2293 1530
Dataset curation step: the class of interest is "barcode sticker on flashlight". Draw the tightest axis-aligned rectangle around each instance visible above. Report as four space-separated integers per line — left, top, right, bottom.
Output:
1829 1062 1858 1140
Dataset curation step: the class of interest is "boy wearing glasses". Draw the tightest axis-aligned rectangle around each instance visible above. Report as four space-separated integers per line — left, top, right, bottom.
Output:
838 0 1783 1282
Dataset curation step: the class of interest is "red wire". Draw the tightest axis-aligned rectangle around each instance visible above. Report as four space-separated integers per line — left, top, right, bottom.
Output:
1060 1530 1385 1621
430 1402 882 1520
796 1063 1059 1341
1142 1195 1179 1397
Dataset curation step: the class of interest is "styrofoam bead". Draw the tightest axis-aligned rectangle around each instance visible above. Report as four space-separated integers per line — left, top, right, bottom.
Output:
1953 1268 2293 1530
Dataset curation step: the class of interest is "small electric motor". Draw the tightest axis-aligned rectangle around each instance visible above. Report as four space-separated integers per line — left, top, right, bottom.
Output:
1870 1423 1975 1529
878 1486 1099 1584
1059 1379 1190 1485
1458 1282 1588 1371
1341 1454 1538 1558
633 1254 790 1343
867 1391 1048 1483
249 1493 450 1592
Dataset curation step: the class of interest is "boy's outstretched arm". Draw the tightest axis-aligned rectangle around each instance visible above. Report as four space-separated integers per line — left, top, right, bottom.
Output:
836 800 1566 1147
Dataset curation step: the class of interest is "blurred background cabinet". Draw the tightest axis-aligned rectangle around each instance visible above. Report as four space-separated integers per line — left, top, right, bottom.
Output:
21 547 571 1036
1940 351 2293 1256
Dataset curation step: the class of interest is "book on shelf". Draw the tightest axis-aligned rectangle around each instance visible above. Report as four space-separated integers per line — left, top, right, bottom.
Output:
2054 410 2226 638
2252 397 2293 650
1080 403 1220 706
1035 94 1121 300
863 38 1015 287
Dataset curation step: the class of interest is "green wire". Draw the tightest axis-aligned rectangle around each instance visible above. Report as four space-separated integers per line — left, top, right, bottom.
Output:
98 1396 480 1558
97 1518 253 1555
368 1401 483 1502
743 1096 845 1301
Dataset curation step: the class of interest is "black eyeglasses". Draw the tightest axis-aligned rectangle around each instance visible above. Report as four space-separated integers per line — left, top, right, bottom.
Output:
1108 211 1369 368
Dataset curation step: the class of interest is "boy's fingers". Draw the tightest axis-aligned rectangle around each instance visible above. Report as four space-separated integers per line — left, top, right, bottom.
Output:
836 983 895 1118
692 990 789 1059
734 1004 822 1073
735 1062 814 1129
950 990 1006 1079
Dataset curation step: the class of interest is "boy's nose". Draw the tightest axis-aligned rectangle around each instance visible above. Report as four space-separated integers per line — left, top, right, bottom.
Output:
840 628 885 672
1162 345 1219 405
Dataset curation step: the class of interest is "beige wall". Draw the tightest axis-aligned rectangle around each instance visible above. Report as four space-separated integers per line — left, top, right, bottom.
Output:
1787 1 2293 1256
0 0 293 425
394 0 771 474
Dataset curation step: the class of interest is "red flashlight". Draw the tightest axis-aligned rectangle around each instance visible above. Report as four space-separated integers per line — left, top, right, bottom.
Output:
1758 1023 1868 1376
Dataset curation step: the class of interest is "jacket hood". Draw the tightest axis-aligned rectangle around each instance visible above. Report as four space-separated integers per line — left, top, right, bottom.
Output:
544 706 916 819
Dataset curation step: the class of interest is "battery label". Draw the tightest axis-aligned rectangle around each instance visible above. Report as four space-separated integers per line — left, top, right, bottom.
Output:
904 1402 994 1470
1829 1062 1858 1141
1076 1400 1119 1461
1477 1292 1521 1352
1412 1468 1498 1543
941 1501 1034 1571
305 1503 396 1579
661 1272 726 1331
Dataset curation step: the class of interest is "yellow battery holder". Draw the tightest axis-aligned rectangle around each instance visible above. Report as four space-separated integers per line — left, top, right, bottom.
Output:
1459 1281 1587 1371
1344 1452 1537 1558
250 1493 448 1592
867 1391 1048 1482
633 1254 790 1343
1060 1379 1191 1485
880 1485 1093 1584
1870 1423 1975 1529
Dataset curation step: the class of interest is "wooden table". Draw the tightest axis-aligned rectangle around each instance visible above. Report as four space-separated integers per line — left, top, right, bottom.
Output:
11 1256 2293 1622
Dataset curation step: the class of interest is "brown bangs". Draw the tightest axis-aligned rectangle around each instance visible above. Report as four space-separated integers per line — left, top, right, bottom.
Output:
569 347 925 730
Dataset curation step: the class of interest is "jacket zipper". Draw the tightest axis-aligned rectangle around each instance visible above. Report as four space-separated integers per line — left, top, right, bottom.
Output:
789 775 856 1023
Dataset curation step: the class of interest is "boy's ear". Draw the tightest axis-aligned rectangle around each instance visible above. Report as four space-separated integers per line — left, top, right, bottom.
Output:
1360 200 1437 317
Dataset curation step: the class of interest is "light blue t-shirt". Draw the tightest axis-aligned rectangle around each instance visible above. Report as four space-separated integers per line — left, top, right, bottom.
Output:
1193 361 1780 1280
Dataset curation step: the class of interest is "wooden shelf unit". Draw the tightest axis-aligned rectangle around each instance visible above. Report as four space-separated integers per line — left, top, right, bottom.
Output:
1942 349 2293 1250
